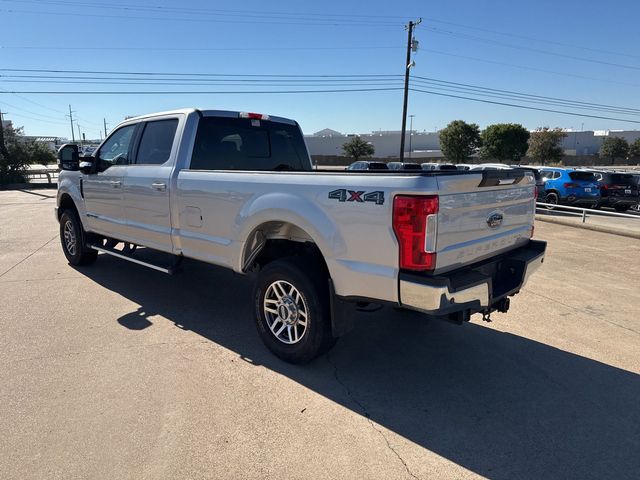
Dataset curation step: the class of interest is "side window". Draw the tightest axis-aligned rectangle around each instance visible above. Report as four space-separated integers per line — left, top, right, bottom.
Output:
96 124 136 172
190 117 306 171
135 119 179 165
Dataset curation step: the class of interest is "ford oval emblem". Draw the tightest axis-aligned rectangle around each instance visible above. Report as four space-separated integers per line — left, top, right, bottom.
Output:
487 212 504 228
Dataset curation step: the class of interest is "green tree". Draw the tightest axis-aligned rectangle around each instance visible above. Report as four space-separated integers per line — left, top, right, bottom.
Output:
628 138 640 160
526 127 567 165
480 123 530 163
599 136 628 165
342 136 375 161
29 141 56 165
0 123 55 184
438 120 481 162
0 124 30 184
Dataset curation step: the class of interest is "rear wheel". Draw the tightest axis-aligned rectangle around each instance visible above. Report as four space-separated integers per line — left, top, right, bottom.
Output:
59 210 98 266
253 257 336 363
614 205 630 212
544 192 559 210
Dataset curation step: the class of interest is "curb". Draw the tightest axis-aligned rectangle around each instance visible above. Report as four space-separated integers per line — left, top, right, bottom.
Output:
0 183 58 190
535 214 640 240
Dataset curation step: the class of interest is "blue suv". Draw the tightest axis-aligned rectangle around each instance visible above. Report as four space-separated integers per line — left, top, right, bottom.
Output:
539 168 600 207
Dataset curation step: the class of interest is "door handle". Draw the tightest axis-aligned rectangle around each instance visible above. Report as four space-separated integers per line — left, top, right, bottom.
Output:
151 182 166 191
110 180 121 188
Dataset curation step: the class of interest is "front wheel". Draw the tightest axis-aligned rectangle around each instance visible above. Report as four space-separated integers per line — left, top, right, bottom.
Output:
614 205 630 212
253 257 337 364
59 210 98 266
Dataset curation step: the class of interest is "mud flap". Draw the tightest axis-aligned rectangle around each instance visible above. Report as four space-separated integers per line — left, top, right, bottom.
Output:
328 279 356 337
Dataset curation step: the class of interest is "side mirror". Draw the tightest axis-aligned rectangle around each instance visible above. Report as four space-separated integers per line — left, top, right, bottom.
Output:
79 158 94 174
57 144 79 171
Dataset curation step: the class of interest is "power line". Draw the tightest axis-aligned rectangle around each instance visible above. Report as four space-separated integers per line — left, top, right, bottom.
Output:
0 8 401 27
0 45 404 52
424 26 640 72
423 17 640 61
0 98 68 121
0 87 405 95
0 0 406 24
419 49 640 89
412 76 640 115
410 80 640 118
10 92 68 114
409 88 640 125
0 68 403 78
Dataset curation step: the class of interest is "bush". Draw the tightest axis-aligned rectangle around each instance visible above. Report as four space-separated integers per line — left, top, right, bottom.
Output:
0 124 55 184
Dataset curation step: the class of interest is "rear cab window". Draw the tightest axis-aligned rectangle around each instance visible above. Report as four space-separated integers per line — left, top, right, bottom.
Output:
135 119 179 165
190 117 309 171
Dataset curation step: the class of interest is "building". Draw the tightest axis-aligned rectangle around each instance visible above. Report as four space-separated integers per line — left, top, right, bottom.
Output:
304 128 440 158
304 127 640 158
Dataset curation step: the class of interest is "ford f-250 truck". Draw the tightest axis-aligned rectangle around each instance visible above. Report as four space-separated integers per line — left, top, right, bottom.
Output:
56 108 546 363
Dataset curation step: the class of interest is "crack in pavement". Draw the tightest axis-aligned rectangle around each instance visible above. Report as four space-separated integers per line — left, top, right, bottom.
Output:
327 354 421 480
0 235 58 278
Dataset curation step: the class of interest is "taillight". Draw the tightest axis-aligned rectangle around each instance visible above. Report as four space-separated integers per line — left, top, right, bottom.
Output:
392 195 438 270
239 112 270 120
563 182 579 188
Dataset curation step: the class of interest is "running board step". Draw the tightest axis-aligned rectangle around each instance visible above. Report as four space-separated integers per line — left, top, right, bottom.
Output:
89 244 182 274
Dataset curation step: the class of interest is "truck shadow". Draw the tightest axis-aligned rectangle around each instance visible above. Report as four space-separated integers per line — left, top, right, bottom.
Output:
78 252 640 480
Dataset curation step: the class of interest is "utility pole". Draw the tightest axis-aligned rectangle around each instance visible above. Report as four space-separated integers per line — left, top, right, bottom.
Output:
77 124 82 147
67 104 75 142
103 118 108 137
408 114 415 158
0 108 10 159
399 18 421 162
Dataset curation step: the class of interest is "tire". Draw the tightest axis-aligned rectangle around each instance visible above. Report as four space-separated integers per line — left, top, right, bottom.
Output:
614 205 630 212
253 257 337 364
59 210 98 266
544 192 559 210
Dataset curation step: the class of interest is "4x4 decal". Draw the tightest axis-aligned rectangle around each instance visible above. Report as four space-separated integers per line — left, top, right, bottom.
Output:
328 189 385 205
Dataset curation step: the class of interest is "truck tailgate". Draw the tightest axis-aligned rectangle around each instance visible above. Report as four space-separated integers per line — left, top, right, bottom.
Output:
434 170 535 274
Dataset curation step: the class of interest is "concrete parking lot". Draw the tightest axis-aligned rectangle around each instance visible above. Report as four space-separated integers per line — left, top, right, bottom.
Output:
1 189 639 480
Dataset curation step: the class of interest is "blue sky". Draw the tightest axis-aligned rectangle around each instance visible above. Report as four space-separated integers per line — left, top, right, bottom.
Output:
1 0 639 138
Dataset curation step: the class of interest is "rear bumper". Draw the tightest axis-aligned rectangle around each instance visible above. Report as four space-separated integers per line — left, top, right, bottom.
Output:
561 195 599 206
398 240 546 316
598 197 640 207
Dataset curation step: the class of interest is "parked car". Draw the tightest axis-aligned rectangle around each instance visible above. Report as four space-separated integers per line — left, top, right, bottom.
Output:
456 164 473 170
631 174 640 212
585 170 639 212
420 162 457 171
388 162 422 170
55 108 545 363
539 168 600 207
346 161 389 171
469 163 513 171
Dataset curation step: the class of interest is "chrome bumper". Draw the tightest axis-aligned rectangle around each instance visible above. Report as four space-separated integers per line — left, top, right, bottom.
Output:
399 240 546 315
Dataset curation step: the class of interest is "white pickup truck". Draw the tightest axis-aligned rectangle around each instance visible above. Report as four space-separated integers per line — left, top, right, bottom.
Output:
56 108 546 363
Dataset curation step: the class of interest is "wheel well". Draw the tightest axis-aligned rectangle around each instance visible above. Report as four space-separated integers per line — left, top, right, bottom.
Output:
243 222 329 276
58 193 78 220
